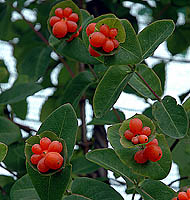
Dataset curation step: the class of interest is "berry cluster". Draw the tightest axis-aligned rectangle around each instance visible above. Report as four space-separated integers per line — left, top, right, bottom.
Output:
49 7 81 41
30 137 63 173
172 188 190 200
86 23 119 57
124 118 162 164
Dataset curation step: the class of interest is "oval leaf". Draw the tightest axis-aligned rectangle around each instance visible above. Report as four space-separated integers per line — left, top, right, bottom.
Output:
128 64 163 100
138 19 175 59
108 124 172 180
104 19 142 66
93 65 133 118
71 177 124 200
119 114 156 148
65 194 92 200
152 95 189 138
10 174 40 200
0 142 8 162
38 103 78 161
27 163 72 200
0 83 42 105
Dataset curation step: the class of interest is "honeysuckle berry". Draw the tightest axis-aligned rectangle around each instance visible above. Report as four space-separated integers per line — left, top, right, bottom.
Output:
44 152 63 170
40 137 51 150
37 157 50 173
102 38 114 53
112 38 119 48
55 8 64 18
141 126 151 136
32 144 42 154
146 138 158 147
131 136 139 145
48 141 63 153
109 28 118 38
134 149 148 164
63 7 72 17
31 154 42 165
178 192 188 200
100 24 110 37
129 118 143 134
88 45 101 57
49 16 61 27
187 188 190 198
86 23 96 36
68 13 79 22
52 21 68 38
124 129 135 141
144 144 162 162
138 135 148 144
89 32 106 47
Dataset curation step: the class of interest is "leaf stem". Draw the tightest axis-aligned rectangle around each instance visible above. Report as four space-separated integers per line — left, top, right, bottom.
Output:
128 65 161 102
88 64 98 80
170 139 179 152
12 6 75 78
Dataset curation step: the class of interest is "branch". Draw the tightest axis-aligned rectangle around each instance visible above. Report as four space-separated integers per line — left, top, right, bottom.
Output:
170 139 179 152
0 163 18 178
113 107 123 123
132 193 136 200
12 6 75 78
14 121 37 133
168 176 189 187
151 55 190 63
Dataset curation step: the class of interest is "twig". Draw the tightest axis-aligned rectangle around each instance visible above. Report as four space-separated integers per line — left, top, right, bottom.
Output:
0 163 18 178
12 6 75 78
113 107 123 123
13 121 37 133
132 193 136 200
168 176 189 187
88 64 98 80
151 55 190 63
170 139 179 152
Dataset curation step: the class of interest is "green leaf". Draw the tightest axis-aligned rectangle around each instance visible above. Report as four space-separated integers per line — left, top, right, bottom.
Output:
10 174 40 200
71 156 100 174
27 163 71 200
104 19 142 66
138 20 175 59
11 99 27 120
0 83 42 105
18 46 52 81
108 124 172 180
152 95 189 138
137 179 176 200
60 71 95 109
25 131 67 175
128 64 163 100
86 148 143 189
93 65 132 118
38 104 78 161
0 60 9 83
71 177 124 200
0 117 22 145
119 114 156 148
65 195 92 200
0 142 8 162
88 108 125 125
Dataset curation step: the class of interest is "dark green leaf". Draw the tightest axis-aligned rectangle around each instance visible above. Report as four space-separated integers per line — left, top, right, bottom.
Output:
152 95 189 138
0 83 42 105
65 195 92 200
0 175 14 188
11 99 27 120
0 142 8 162
0 60 9 83
10 174 40 200
88 109 125 125
93 65 132 118
128 64 163 99
104 19 142 66
71 177 124 200
86 148 143 189
38 104 78 161
137 179 176 200
27 163 71 200
0 117 21 145
60 71 95 109
108 124 172 180
138 20 175 59
19 46 52 81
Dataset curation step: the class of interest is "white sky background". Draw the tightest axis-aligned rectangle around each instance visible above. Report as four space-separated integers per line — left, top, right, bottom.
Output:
1 0 190 199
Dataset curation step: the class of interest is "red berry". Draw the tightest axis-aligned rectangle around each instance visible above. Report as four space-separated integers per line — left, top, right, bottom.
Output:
144 145 162 162
134 149 148 164
124 130 134 141
112 38 119 49
48 141 63 153
32 144 42 154
102 38 114 53
40 137 51 150
31 154 42 165
52 21 68 38
37 157 49 173
178 192 188 200
41 150 48 157
78 26 82 32
88 45 101 57
141 126 151 136
44 152 63 170
146 139 158 147
187 188 190 197
131 136 139 145
100 24 110 37
109 28 118 38
89 32 106 47
86 23 96 36
63 7 72 17
55 8 64 19
172 198 177 200
68 13 79 22
129 118 143 134
138 135 148 144
49 16 61 27
66 21 77 32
